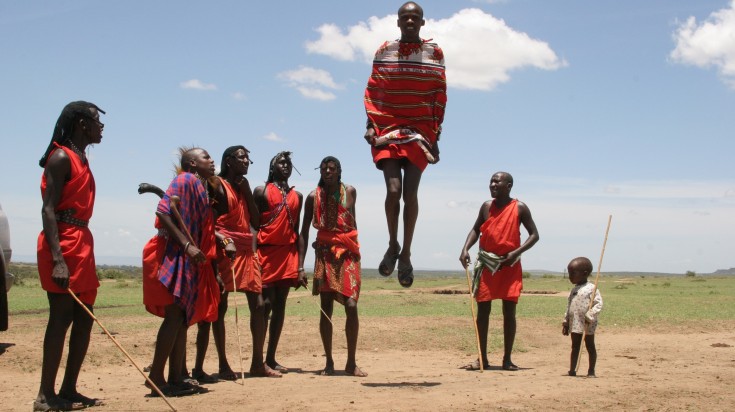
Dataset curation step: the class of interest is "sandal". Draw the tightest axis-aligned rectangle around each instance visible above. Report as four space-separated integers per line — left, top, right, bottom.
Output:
33 398 85 411
58 391 104 407
192 368 219 384
465 359 489 371
397 261 414 288
217 369 240 381
378 250 400 277
147 383 198 398
502 358 519 371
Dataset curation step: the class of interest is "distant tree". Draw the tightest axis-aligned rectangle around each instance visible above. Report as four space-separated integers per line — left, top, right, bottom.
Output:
685 270 696 277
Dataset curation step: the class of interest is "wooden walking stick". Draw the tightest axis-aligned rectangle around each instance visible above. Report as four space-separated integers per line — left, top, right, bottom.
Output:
229 266 246 386
67 289 177 412
464 265 484 372
575 215 612 373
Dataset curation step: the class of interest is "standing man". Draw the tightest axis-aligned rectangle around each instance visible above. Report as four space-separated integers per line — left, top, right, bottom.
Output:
209 145 281 378
459 172 539 371
254 152 305 373
35 101 106 410
364 1 447 288
145 147 222 397
298 156 367 377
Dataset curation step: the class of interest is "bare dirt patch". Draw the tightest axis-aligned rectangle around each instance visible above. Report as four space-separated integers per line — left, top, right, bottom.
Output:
1 291 733 411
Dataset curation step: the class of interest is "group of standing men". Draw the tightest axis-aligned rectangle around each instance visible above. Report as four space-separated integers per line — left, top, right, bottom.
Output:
32 2 542 410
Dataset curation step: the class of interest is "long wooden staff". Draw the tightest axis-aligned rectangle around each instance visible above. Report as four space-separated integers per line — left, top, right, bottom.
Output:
464 266 484 372
67 289 177 411
308 278 335 327
229 266 246 386
576 215 612 373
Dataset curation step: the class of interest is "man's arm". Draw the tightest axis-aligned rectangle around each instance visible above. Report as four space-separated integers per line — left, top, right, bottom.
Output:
41 150 71 289
500 201 540 267
238 177 260 228
346 185 357 220
459 201 491 268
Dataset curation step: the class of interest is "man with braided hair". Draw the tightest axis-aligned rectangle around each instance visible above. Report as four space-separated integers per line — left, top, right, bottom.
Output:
35 101 106 411
253 151 305 373
298 156 367 377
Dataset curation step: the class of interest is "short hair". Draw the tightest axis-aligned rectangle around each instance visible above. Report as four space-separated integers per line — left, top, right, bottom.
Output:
218 145 249 177
317 156 342 187
569 257 594 273
266 151 293 183
178 146 204 173
399 1 423 17
493 171 514 185
39 101 105 167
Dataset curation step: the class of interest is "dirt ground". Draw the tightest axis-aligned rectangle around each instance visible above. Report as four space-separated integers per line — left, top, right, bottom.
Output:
1 288 734 411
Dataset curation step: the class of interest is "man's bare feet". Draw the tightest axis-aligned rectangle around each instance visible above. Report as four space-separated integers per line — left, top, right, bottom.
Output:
33 395 84 411
345 365 368 377
250 363 282 378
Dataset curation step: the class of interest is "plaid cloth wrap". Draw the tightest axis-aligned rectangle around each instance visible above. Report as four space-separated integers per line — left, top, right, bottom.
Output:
156 172 218 325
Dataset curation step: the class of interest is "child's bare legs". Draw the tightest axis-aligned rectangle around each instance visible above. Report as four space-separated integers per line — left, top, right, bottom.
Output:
569 333 597 376
584 334 596 376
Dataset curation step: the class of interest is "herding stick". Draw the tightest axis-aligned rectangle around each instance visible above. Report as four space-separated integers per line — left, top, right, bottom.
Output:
67 289 177 412
229 266 246 385
575 215 612 373
464 266 484 372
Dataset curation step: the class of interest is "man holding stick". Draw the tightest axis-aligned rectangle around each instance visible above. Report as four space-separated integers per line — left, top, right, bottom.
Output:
298 156 366 377
35 101 106 411
208 145 281 378
459 172 539 371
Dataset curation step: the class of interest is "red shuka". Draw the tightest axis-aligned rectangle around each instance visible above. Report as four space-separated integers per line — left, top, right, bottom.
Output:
364 39 447 171
37 144 99 305
257 183 299 286
216 177 261 293
476 199 523 303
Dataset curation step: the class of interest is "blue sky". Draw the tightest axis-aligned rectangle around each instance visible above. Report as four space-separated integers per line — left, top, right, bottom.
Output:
1 0 733 274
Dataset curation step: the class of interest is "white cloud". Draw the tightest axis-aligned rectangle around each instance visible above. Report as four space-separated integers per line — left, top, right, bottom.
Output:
262 132 283 142
278 66 342 100
231 92 246 100
179 79 217 91
305 8 566 91
670 1 735 89
296 87 336 101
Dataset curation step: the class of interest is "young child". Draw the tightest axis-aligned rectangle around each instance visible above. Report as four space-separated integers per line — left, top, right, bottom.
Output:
563 257 603 377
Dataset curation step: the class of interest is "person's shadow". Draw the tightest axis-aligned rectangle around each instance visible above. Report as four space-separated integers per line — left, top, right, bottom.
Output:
0 342 16 355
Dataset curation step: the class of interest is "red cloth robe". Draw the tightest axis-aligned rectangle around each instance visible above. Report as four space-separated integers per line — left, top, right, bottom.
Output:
312 184 361 304
216 177 261 293
144 173 219 326
476 199 523 303
364 39 447 172
142 218 172 317
257 183 299 287
37 144 99 305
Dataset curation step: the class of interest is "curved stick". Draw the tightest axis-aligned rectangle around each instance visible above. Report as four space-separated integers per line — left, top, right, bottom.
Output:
138 183 165 199
229 266 246 386
464 266 484 372
67 289 177 412
576 215 612 373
